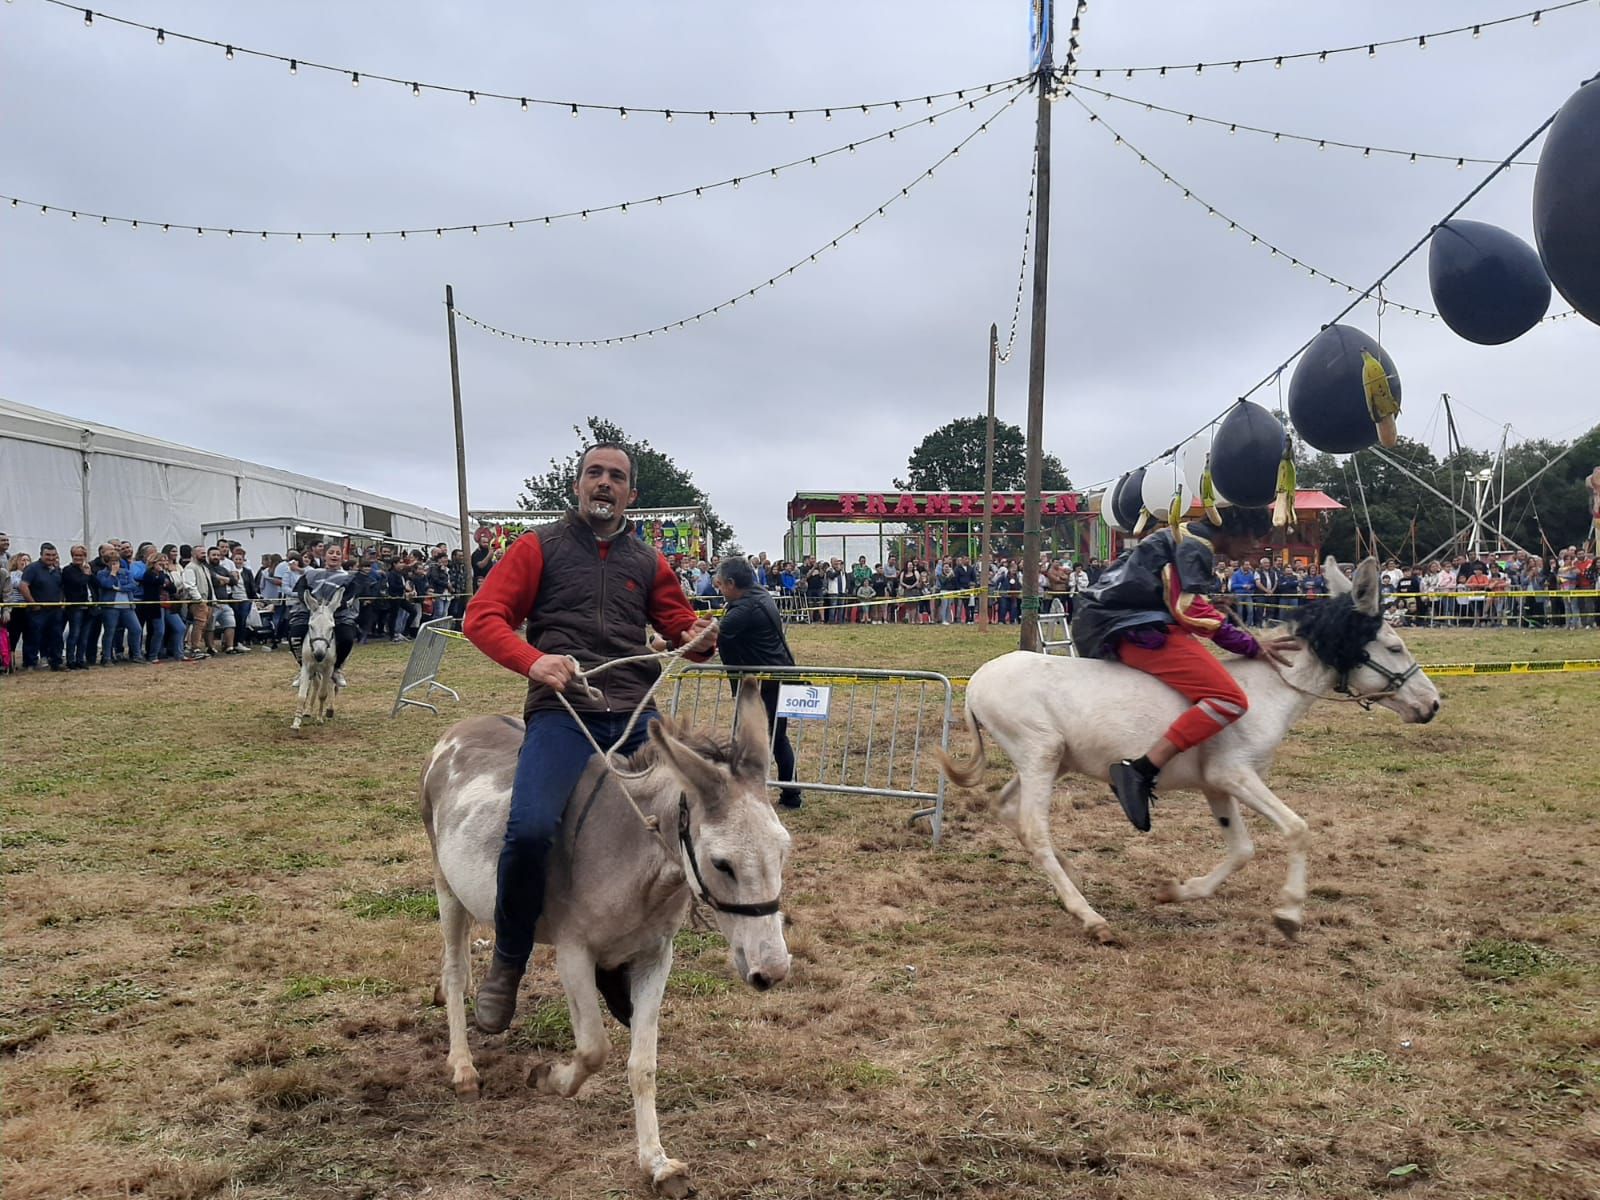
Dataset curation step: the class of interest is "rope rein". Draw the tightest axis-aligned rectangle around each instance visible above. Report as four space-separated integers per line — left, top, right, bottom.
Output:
550 621 720 844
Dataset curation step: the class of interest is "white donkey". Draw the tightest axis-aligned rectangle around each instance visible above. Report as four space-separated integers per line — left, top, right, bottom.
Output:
291 588 342 732
421 681 792 1197
939 557 1440 943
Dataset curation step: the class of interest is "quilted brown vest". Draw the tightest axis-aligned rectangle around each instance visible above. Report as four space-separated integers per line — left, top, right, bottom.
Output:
522 513 663 720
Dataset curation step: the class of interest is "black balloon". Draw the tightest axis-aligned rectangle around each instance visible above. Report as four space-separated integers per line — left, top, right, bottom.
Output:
1210 401 1285 508
1112 467 1146 531
1533 78 1600 326
1287 325 1397 454
1429 220 1551 344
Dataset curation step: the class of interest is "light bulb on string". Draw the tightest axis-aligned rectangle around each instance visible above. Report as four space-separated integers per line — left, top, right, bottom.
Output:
1367 44 1375 57
570 103 578 117
664 109 672 121
155 28 163 44
1233 61 1241 72
351 71 360 86
1274 56 1282 68
708 110 717 123
619 106 627 119
412 82 420 97
787 111 795 122
1472 24 1481 36
1418 35 1427 49
225 45 233 60
289 59 297 74
749 112 757 123
468 91 477 105
82 8 91 26
1532 11 1541 26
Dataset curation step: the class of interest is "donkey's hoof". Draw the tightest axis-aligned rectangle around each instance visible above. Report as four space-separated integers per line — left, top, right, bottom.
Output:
452 1067 480 1099
1272 912 1302 940
527 1060 570 1096
1153 880 1182 904
1089 923 1122 948
652 1161 696 1198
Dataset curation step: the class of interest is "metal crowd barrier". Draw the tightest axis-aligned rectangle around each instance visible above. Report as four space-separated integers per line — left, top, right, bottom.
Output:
389 616 462 717
664 664 955 842
1037 597 1078 657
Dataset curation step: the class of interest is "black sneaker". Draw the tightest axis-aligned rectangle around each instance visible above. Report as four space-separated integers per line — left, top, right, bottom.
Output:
1109 759 1157 832
777 790 803 810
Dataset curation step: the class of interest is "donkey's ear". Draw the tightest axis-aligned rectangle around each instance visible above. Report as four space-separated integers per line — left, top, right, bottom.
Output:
731 677 772 782
648 717 723 800
328 588 345 611
1351 556 1382 615
1324 557 1351 596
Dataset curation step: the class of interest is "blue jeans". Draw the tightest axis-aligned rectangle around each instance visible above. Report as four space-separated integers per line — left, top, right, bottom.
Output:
67 606 98 667
26 609 65 667
156 611 186 659
100 606 142 662
494 708 660 968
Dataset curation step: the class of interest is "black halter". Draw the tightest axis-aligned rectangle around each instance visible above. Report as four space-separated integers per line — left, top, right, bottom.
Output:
1335 653 1424 710
676 793 781 918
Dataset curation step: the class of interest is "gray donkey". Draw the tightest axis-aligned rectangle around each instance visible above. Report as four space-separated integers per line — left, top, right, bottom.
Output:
421 680 792 1197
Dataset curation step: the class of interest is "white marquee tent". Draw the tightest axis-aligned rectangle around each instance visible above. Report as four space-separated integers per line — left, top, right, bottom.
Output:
0 398 460 555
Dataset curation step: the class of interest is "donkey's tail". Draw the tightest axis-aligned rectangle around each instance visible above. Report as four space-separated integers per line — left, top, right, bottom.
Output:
936 703 988 789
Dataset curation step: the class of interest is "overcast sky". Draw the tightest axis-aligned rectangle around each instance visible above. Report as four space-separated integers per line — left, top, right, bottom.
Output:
3 0 1596 552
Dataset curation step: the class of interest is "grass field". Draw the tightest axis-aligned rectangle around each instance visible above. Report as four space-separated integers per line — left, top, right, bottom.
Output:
3 624 1597 1199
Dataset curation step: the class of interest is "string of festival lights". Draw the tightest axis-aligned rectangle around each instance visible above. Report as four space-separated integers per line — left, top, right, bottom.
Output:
994 153 1035 365
0 86 1017 241
1078 73 1592 491
36 0 1027 122
1064 0 1590 79
453 85 1028 349
1066 93 1444 317
1063 80 1543 168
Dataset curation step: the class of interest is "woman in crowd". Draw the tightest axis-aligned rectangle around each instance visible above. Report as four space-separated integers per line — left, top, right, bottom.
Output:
95 545 144 665
4 551 32 667
61 544 98 669
140 551 187 660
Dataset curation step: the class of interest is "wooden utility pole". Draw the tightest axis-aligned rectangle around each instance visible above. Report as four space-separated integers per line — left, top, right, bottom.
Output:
978 323 998 629
1019 16 1053 652
444 284 475 598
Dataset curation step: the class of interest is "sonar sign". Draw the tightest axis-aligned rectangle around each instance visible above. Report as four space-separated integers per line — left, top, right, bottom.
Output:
776 684 831 720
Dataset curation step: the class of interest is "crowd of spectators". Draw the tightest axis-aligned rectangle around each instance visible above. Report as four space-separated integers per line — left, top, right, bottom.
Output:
5 524 1593 673
671 544 1596 631
0 528 503 673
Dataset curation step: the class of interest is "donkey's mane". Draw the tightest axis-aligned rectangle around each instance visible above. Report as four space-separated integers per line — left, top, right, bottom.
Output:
1286 595 1384 675
617 725 739 774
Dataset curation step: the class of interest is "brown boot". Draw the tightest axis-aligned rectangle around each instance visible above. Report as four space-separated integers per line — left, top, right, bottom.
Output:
473 956 525 1034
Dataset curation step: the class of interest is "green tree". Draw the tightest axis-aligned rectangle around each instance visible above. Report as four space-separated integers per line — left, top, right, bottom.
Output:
895 415 1071 491
520 417 734 548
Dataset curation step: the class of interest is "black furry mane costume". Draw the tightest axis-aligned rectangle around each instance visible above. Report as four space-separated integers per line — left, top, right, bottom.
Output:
1286 595 1383 679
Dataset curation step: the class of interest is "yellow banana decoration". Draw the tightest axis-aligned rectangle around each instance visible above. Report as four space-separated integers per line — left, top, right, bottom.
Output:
1168 489 1185 538
1362 350 1401 447
1274 436 1298 529
1199 453 1222 524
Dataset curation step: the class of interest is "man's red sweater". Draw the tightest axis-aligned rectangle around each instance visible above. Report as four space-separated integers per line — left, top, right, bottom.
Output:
464 530 706 678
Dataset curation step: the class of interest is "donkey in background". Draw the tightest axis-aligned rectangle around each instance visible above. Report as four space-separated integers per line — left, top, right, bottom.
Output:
940 557 1440 943
291 588 342 732
421 680 792 1197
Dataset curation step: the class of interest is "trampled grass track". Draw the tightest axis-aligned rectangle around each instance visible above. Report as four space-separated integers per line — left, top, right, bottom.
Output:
2 625 1596 1198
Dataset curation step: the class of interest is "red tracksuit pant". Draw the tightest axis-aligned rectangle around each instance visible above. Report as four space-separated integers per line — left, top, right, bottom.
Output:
1115 627 1249 752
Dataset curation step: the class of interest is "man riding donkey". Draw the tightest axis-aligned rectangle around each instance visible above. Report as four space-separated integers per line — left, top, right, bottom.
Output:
1072 505 1300 832
463 442 716 1033
285 544 360 687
